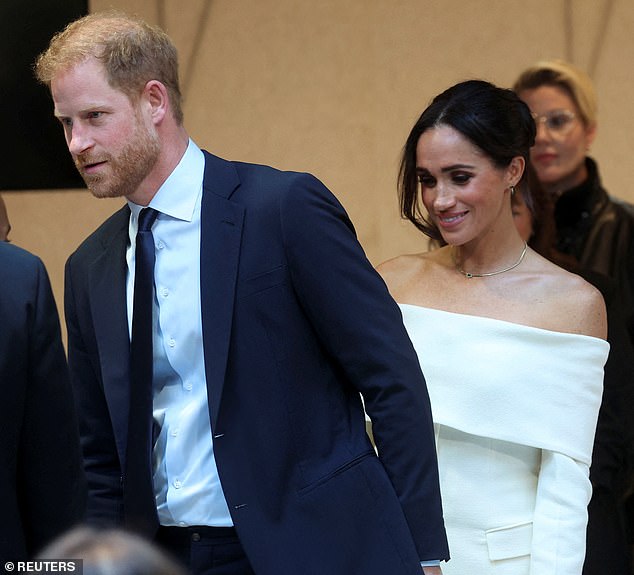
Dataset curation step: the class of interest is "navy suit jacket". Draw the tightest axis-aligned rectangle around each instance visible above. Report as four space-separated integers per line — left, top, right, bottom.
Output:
64 151 449 574
0 242 85 562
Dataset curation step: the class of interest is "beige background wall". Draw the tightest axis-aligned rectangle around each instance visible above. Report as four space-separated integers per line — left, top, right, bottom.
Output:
4 0 633 336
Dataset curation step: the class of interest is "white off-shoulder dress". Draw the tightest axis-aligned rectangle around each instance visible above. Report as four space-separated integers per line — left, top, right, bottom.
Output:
400 304 609 575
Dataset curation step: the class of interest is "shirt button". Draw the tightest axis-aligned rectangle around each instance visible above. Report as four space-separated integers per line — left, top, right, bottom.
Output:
157 241 165 250
160 287 169 297
173 479 182 489
168 338 176 347
191 532 201 542
171 429 179 437
184 383 193 391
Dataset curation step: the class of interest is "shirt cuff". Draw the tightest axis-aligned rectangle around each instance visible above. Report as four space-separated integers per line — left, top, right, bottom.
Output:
420 560 441 567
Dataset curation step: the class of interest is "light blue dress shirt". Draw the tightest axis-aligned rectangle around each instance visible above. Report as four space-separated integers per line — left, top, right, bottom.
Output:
126 140 233 527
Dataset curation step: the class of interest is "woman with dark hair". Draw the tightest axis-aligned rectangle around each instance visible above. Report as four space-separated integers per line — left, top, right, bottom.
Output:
378 80 609 574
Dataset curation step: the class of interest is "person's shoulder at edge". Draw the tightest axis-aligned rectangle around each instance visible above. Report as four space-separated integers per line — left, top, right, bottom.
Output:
0 239 44 268
228 155 320 189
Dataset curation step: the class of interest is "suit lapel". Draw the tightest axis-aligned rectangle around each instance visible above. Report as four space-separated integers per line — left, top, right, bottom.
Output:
89 207 132 461
200 152 244 428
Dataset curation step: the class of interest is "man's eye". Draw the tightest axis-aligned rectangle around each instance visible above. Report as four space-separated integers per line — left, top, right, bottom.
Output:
88 111 103 120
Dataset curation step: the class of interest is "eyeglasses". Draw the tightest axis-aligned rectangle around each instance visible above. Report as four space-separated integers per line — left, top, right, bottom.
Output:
531 110 577 136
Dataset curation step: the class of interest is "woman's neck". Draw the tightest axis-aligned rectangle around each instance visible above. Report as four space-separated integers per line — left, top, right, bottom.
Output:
543 160 589 198
452 230 527 279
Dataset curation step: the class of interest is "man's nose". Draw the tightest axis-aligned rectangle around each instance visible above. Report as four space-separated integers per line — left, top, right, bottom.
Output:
68 125 94 156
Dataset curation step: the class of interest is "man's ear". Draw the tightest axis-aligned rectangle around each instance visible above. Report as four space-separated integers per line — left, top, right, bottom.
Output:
142 80 169 125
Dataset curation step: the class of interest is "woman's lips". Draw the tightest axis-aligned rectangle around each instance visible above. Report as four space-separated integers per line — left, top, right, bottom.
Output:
436 211 468 229
533 152 558 164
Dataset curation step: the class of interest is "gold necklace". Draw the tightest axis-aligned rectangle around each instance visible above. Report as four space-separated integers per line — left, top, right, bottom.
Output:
454 243 528 279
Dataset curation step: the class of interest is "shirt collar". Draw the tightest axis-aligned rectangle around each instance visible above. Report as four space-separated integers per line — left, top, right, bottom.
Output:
127 139 204 222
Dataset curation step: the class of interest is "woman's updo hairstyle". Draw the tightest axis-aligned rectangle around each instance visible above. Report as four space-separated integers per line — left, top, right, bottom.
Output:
399 80 536 240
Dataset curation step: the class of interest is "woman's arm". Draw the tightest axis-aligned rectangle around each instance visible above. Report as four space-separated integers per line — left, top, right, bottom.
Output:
530 450 592 575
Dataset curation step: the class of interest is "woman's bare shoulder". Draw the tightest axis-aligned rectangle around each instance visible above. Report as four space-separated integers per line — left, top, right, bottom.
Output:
377 250 444 300
559 273 607 339
530 255 607 339
376 253 423 278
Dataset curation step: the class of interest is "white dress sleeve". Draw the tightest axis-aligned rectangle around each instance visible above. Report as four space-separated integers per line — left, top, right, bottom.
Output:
530 450 592 575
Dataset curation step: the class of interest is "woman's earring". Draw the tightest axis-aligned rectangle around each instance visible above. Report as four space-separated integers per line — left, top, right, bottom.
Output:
509 185 516 196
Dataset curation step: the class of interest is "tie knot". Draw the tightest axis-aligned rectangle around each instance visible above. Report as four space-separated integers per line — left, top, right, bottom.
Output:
138 208 158 232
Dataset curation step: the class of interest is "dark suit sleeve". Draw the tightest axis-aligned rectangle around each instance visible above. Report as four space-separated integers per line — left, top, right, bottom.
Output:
278 173 449 561
19 255 86 555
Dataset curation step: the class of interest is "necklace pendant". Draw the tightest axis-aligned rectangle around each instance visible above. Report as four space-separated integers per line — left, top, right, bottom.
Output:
465 272 474 279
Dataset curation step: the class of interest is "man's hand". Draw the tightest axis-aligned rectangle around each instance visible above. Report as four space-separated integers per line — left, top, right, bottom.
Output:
422 566 442 575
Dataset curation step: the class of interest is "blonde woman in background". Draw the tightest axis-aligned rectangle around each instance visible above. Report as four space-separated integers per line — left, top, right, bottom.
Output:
513 60 634 344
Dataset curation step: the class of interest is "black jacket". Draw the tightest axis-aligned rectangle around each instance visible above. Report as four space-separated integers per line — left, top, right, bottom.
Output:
549 158 634 574
554 157 634 340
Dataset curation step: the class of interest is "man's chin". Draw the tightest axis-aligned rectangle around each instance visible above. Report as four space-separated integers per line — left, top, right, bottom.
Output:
85 183 126 199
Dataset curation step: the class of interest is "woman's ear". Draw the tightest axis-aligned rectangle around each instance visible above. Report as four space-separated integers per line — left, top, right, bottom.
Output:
507 156 526 188
585 122 597 151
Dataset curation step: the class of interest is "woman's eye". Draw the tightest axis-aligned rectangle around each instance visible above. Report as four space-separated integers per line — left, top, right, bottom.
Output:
548 114 570 129
452 172 472 185
418 175 436 187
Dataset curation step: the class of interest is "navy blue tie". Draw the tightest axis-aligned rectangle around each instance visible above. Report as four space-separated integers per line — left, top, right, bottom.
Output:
124 207 159 534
